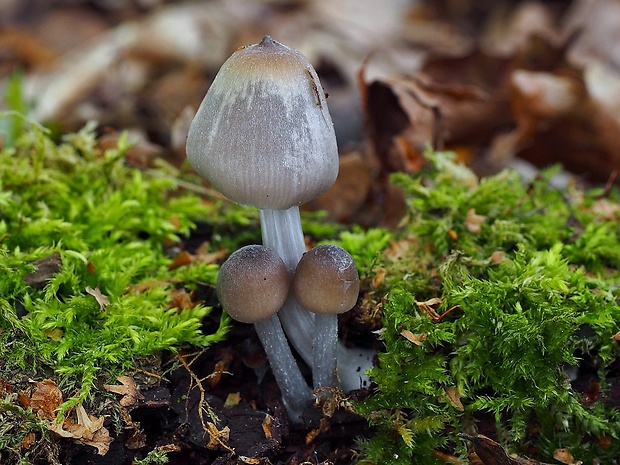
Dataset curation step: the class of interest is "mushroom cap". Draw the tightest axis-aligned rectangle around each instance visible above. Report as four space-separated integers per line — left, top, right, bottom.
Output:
217 245 290 324
186 36 339 210
292 244 359 315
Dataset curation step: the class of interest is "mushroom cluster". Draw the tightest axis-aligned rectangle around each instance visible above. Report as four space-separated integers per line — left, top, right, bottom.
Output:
186 36 361 422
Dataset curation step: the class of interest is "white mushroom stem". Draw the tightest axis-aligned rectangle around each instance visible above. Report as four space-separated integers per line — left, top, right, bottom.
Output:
254 317 313 423
259 207 314 366
312 313 338 389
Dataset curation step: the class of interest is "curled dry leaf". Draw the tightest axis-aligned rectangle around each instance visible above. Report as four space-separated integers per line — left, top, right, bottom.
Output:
464 208 487 234
205 422 232 452
85 286 110 312
400 329 427 346
103 375 144 408
223 392 240 408
49 404 112 456
415 297 443 321
553 448 582 465
490 251 506 264
444 386 464 412
30 379 63 421
261 414 275 441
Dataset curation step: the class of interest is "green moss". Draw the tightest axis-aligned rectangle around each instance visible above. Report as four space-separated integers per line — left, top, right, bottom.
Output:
0 118 228 438
352 150 620 463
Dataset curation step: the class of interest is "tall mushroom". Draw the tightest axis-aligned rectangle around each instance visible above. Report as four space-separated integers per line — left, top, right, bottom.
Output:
186 36 340 414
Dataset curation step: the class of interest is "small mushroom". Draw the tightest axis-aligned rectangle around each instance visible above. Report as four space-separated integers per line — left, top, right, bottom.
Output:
217 245 311 421
217 245 289 324
293 244 359 388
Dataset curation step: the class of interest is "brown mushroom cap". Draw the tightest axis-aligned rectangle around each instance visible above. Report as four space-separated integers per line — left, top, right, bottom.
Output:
186 35 338 210
217 245 290 324
292 244 359 315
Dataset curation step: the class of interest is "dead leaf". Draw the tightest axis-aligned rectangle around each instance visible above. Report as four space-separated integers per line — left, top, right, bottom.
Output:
69 405 112 455
444 386 464 412
464 208 487 233
85 286 110 312
416 298 442 321
490 251 506 264
21 432 36 450
371 268 387 289
554 448 582 465
168 250 194 270
262 414 275 440
591 198 620 220
305 417 331 445
168 288 196 310
206 352 233 389
205 422 232 452
384 237 416 261
223 392 240 408
103 375 144 408
30 379 63 420
24 253 61 289
458 433 556 465
48 404 112 455
400 329 427 346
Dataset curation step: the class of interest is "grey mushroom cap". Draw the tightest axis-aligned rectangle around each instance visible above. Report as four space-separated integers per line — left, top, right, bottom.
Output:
293 244 359 315
186 35 339 210
217 245 290 324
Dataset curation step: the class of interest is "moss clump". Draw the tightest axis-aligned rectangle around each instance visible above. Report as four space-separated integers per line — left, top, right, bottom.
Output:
350 151 620 463
0 119 228 461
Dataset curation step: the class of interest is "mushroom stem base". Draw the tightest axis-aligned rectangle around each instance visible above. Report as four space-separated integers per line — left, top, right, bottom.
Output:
254 315 312 423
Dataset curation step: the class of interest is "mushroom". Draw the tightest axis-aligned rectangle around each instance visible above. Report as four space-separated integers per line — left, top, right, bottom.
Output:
293 245 360 388
217 245 311 420
186 36 340 403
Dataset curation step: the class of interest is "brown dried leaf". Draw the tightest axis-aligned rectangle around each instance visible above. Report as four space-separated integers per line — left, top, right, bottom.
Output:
464 208 487 234
85 286 110 312
262 414 275 441
24 253 61 289
591 198 620 220
553 448 582 465
309 152 373 223
223 392 240 409
207 352 233 389
48 404 112 455
21 432 36 450
205 422 231 451
103 375 144 408
400 329 427 346
459 433 556 465
444 386 464 412
416 298 442 321
30 379 63 420
168 288 196 311
371 268 387 289
69 405 112 455
168 250 194 270
490 251 506 264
